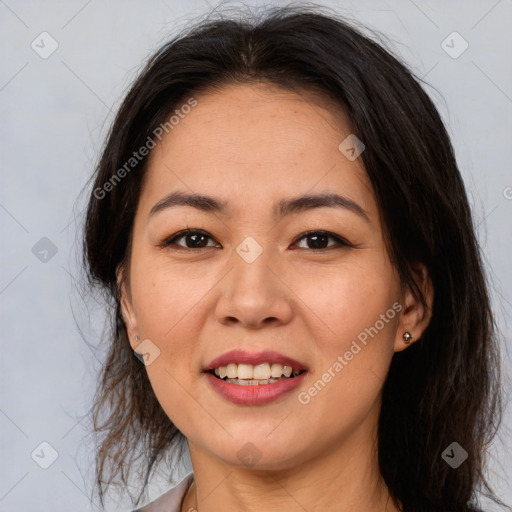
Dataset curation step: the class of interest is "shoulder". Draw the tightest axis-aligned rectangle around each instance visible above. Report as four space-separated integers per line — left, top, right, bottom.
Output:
131 472 194 512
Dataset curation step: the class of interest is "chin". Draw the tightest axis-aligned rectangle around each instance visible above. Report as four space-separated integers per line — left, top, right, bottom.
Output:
208 432 308 471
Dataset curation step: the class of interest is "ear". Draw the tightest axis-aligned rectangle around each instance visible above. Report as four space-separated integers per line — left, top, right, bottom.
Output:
116 264 139 351
394 261 434 352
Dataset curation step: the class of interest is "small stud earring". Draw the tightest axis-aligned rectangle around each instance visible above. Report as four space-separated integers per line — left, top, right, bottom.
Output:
403 332 413 344
135 335 140 343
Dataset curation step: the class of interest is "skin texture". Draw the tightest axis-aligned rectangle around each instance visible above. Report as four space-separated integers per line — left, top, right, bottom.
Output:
118 83 433 512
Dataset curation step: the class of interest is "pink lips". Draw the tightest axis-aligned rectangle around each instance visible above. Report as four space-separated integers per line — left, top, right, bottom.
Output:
203 350 308 406
204 371 307 405
204 349 308 372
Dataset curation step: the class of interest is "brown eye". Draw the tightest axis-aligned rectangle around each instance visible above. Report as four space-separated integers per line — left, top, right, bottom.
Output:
293 231 353 250
159 229 220 250
158 229 353 251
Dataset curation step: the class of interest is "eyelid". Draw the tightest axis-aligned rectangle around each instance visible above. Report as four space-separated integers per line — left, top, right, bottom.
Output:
157 228 219 249
291 230 354 249
158 228 355 251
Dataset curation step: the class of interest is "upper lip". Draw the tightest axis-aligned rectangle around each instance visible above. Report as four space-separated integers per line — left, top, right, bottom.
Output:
204 350 308 372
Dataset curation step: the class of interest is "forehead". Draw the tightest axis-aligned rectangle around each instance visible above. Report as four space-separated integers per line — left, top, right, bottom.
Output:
138 82 374 219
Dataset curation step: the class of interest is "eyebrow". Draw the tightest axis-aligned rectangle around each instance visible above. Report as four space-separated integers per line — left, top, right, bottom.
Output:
148 190 370 223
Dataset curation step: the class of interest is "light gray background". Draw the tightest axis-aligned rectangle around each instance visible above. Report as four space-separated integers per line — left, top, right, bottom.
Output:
1 0 511 511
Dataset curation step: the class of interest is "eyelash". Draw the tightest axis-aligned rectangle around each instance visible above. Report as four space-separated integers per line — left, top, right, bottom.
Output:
158 228 355 251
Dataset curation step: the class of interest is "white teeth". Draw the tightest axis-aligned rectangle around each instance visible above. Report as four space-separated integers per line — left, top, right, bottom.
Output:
225 378 282 385
253 363 271 380
271 363 283 378
226 363 237 379
212 362 302 380
237 364 253 379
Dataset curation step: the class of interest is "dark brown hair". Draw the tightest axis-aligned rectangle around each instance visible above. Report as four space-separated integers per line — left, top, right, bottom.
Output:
82 4 506 511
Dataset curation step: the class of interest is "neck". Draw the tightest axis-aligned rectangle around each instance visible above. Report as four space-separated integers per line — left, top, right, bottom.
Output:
182 409 400 512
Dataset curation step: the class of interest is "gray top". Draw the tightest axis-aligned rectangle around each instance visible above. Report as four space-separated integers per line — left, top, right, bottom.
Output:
133 472 194 512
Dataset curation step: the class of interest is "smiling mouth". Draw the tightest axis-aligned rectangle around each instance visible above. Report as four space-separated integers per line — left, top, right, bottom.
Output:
207 362 305 386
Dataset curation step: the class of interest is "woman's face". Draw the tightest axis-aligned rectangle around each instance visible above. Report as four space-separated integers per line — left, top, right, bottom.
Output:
120 83 429 471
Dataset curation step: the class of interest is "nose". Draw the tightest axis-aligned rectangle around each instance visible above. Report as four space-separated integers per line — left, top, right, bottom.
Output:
214 249 294 329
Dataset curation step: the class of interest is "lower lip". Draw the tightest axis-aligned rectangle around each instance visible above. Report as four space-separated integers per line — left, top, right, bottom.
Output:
204 371 307 405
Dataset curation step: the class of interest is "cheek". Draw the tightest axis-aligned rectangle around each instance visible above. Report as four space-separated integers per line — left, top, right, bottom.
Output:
293 280 398 443
332 277 399 347
293 257 399 348
130 257 217 346
292 258 399 406
132 271 208 431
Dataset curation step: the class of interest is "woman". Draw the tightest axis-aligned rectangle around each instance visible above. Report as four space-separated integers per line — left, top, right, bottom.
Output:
82 4 507 512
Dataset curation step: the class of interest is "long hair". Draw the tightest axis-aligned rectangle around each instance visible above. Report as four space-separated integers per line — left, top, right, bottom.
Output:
82 4 505 510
